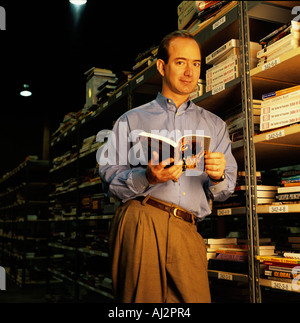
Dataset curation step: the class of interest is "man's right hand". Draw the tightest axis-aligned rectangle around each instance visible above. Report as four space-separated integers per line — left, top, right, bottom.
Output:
146 151 183 185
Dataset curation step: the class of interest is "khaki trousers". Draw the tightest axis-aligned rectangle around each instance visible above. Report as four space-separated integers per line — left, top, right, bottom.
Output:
108 198 211 303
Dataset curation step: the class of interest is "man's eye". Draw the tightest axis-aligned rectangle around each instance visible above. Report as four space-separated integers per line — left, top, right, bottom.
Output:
177 61 184 65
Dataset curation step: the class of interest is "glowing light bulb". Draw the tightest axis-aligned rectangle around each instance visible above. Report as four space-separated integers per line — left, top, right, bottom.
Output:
69 0 87 5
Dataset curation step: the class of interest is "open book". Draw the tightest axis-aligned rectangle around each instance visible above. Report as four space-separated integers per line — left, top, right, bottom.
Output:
138 131 211 171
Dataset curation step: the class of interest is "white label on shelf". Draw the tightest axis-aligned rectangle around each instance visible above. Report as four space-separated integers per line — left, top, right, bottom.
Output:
218 272 233 281
212 83 225 95
217 208 232 216
64 132 68 137
269 205 289 213
116 91 122 99
81 118 86 124
71 126 76 132
271 281 292 291
266 129 285 141
262 58 280 71
103 101 108 108
213 16 226 30
136 75 144 84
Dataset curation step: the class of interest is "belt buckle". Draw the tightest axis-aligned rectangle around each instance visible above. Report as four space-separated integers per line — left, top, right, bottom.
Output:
172 207 183 220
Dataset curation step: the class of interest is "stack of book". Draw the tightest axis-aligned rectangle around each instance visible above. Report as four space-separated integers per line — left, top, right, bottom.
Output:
206 237 249 274
85 67 118 109
132 45 158 76
214 171 279 208
205 39 260 92
257 20 300 66
258 254 300 287
260 85 300 131
275 169 300 204
96 79 118 104
225 100 261 140
177 1 234 31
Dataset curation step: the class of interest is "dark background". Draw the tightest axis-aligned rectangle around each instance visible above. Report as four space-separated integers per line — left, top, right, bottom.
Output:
0 0 182 176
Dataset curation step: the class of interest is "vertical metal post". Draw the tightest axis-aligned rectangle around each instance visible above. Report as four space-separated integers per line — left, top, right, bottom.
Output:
238 1 261 303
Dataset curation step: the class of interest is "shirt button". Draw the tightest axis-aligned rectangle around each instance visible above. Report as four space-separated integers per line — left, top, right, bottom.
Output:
168 99 172 103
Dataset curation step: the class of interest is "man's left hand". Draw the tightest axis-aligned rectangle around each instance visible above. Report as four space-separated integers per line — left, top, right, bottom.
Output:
204 152 226 182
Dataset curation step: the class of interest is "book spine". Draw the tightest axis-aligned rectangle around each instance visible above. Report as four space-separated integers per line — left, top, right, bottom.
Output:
260 115 300 131
261 95 300 113
259 22 291 44
206 39 239 64
261 104 300 122
206 65 239 85
258 256 300 264
206 71 238 92
257 41 299 63
257 33 294 58
206 56 239 79
215 253 248 262
275 192 300 201
264 269 299 280
262 86 300 101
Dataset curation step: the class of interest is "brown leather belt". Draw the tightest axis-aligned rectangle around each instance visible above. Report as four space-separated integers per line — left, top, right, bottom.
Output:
136 195 196 225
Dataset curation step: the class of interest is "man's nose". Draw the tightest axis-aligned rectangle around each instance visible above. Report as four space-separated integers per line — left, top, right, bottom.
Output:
184 63 193 76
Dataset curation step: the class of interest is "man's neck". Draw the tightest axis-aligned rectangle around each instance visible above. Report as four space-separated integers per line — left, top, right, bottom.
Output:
161 90 190 109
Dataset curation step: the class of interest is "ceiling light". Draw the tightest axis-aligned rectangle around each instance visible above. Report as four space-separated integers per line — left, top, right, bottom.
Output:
20 84 32 97
69 0 87 5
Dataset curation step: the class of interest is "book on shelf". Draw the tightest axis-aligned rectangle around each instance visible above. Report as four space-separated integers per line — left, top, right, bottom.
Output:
85 67 118 109
138 131 211 172
257 31 300 59
262 84 300 101
177 1 230 30
206 237 238 245
278 185 300 194
206 39 260 66
260 86 300 131
188 1 238 35
259 21 291 45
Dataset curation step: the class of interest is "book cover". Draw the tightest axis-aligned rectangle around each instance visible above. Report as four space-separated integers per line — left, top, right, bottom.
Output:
138 131 211 172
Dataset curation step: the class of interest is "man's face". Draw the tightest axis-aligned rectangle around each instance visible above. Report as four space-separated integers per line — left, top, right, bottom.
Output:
160 37 201 97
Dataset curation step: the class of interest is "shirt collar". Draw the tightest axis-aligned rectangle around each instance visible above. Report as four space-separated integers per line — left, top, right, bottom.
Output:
156 93 192 113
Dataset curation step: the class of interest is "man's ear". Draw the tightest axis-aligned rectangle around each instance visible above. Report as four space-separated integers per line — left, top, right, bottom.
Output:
156 59 165 77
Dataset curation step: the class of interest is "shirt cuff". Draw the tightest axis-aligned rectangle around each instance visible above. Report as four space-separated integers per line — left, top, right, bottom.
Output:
131 169 151 193
208 178 228 197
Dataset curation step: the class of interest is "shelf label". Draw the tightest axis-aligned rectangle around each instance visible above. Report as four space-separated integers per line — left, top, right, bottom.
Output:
136 75 144 84
212 83 225 95
269 205 289 213
103 101 108 108
262 58 280 71
116 91 122 99
218 272 233 281
271 281 292 291
213 16 226 30
217 208 232 216
266 129 285 141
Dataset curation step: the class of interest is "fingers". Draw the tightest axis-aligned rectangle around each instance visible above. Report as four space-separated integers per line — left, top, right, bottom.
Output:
205 152 226 180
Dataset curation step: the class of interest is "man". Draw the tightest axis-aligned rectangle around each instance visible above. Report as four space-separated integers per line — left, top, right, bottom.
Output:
98 31 237 303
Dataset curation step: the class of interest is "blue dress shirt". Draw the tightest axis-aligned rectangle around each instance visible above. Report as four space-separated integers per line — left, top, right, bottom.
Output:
98 93 237 221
